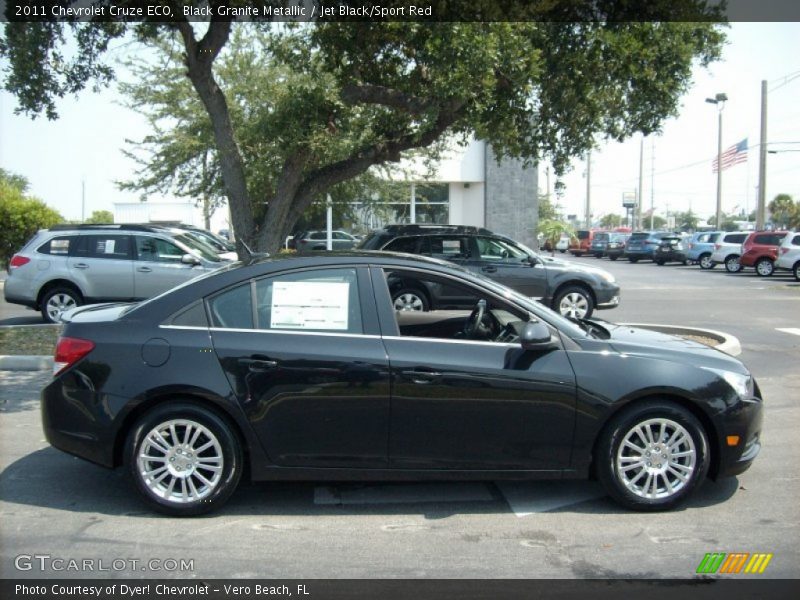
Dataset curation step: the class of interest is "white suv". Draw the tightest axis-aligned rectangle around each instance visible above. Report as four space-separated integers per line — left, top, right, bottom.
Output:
709 231 749 273
776 231 800 281
4 224 229 323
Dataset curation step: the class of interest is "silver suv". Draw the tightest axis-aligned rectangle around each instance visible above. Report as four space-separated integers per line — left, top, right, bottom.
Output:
4 224 229 322
709 231 749 273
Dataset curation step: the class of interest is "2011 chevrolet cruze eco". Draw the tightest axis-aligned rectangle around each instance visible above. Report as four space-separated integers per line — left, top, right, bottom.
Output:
42 253 763 516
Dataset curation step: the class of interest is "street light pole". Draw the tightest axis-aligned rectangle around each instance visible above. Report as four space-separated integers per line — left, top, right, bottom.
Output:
706 92 727 229
757 80 768 230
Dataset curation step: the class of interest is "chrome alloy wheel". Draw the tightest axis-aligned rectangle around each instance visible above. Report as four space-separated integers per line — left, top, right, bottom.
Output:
699 255 713 269
616 418 697 500
558 292 589 319
45 293 77 322
137 419 223 504
393 293 424 311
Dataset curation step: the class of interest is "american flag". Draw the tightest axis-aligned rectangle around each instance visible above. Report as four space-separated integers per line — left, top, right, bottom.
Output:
712 138 748 173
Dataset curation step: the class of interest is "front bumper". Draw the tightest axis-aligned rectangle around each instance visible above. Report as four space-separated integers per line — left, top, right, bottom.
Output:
594 282 621 310
715 393 764 479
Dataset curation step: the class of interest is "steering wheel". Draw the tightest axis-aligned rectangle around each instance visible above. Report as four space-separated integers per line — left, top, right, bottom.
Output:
464 299 487 338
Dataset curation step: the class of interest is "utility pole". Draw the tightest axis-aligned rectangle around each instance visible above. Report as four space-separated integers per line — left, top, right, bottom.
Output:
585 150 592 228
650 139 655 231
706 93 727 228
637 135 644 230
81 179 86 223
757 79 768 229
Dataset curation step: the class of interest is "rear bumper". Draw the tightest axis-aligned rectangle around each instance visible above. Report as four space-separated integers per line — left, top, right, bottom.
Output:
624 249 655 259
3 277 38 309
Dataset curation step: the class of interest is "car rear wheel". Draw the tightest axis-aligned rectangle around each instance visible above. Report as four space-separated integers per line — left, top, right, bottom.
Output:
609 255 618 261
655 259 665 266
125 402 243 516
794 262 800 282
597 401 709 511
755 258 774 277
553 285 594 320
699 253 714 270
41 286 82 323
724 255 742 273
392 288 430 312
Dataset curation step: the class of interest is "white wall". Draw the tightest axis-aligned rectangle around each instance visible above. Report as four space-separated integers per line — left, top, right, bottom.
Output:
395 138 486 183
448 182 485 227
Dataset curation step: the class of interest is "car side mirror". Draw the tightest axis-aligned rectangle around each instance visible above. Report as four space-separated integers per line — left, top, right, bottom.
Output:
181 254 201 266
527 255 539 266
520 321 557 351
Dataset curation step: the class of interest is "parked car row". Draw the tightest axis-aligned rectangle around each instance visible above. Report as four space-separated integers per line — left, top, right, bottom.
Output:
573 227 800 281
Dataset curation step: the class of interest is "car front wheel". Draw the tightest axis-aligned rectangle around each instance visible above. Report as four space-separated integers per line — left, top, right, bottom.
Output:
597 401 709 511
755 258 774 277
553 285 594 320
125 402 243 516
725 255 742 273
794 262 800 282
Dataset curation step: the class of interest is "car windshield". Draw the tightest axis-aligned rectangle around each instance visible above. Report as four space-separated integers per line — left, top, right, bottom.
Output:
174 233 223 262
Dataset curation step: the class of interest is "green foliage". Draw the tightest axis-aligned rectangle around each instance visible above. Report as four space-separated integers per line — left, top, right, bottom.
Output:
538 194 560 221
675 210 699 232
706 212 740 231
85 210 114 224
599 213 623 228
538 219 574 246
0 170 64 266
768 194 798 229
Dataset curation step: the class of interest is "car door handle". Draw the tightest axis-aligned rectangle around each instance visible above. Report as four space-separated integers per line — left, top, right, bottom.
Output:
73 263 89 269
401 370 442 384
482 266 497 273
137 267 152 273
238 357 278 371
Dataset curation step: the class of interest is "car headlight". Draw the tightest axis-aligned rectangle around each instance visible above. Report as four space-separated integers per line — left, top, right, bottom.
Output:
599 272 616 284
703 368 752 397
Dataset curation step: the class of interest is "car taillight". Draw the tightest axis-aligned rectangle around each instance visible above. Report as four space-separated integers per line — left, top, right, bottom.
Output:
9 255 31 269
688 243 694 249
53 337 95 376
780 247 789 255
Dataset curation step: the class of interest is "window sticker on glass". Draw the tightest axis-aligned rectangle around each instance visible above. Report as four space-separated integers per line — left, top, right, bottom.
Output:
270 281 350 330
98 239 116 254
442 240 461 255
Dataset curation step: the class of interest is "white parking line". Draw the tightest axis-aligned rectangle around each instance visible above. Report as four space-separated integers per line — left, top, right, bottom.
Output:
495 481 605 517
313 482 494 505
776 328 800 337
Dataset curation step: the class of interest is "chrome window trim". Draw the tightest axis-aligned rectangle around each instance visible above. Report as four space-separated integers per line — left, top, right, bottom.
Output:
381 335 518 349
159 324 380 340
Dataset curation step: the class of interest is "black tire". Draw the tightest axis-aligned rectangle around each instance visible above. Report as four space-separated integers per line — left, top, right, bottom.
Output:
392 287 430 312
755 257 774 277
628 257 639 263
125 402 243 516
794 262 800 282
698 253 715 270
40 285 83 323
682 259 690 266
596 400 709 511
724 255 742 273
559 249 566 254
552 285 594 320
609 255 618 261
655 260 665 266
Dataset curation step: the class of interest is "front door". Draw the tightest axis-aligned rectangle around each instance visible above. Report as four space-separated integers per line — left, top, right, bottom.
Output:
464 236 547 298
373 267 577 470
209 266 391 468
133 235 206 298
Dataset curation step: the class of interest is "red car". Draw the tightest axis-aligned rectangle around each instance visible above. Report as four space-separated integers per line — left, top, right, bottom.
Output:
739 231 789 276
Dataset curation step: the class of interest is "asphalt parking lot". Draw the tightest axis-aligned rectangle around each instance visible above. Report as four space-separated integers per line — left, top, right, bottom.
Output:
1 257 798 579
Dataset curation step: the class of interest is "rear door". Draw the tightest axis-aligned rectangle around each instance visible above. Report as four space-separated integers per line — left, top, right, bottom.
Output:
208 266 392 468
67 234 135 300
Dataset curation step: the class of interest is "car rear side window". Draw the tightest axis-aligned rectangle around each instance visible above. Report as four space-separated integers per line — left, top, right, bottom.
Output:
384 237 420 253
74 235 132 260
170 301 209 327
207 283 254 330
37 236 76 255
253 268 363 334
793 235 800 246
725 233 747 244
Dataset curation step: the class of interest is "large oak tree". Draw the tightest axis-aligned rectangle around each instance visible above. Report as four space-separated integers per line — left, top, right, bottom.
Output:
1 1 726 255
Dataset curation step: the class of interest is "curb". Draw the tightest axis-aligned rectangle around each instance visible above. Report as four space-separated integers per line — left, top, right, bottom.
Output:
0 355 53 372
620 323 741 356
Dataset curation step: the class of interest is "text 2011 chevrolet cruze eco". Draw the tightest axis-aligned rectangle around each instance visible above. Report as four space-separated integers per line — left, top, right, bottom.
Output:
42 253 762 516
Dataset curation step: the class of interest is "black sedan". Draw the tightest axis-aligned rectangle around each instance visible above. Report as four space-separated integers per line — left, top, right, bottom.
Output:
655 236 690 266
42 253 762 516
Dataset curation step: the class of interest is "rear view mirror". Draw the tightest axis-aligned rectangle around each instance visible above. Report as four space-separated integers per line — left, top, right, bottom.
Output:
520 321 557 351
181 254 201 266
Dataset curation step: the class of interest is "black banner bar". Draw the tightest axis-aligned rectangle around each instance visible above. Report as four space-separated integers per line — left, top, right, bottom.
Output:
3 579 800 600
3 0 800 23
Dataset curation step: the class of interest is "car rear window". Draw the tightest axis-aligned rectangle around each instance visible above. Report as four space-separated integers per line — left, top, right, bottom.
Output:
593 233 609 242
630 233 649 240
37 236 76 255
577 230 591 240
724 233 748 244
753 233 785 246
357 232 393 250
792 234 800 246
383 237 420 253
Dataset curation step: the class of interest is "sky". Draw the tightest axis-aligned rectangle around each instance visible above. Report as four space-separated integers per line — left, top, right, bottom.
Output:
1 22 799 225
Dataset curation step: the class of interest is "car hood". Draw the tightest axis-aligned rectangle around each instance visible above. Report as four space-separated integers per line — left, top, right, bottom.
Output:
597 322 748 375
538 255 612 278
